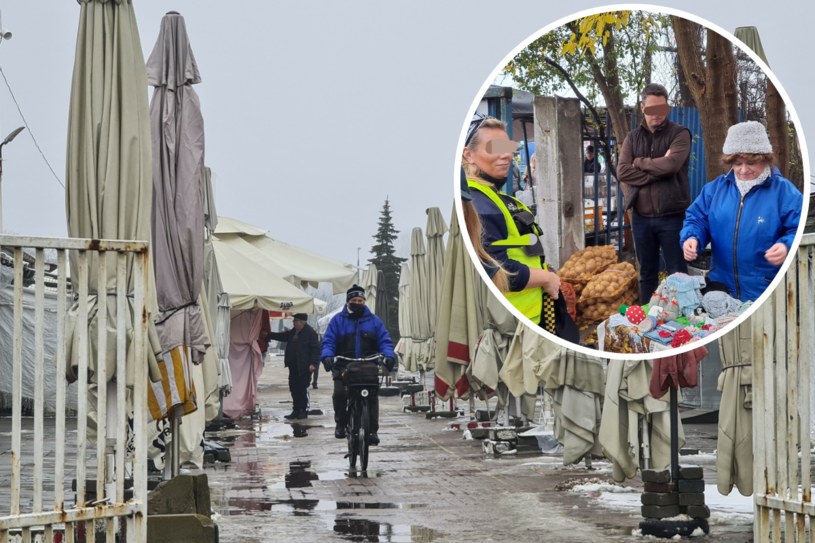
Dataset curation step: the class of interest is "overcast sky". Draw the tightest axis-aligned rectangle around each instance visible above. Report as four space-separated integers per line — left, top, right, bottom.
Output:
0 1 812 267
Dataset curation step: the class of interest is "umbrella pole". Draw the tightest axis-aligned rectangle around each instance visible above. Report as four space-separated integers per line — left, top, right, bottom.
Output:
670 386 679 482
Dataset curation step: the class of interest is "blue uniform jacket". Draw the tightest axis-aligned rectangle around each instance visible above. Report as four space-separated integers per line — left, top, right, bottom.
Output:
679 167 802 302
321 305 395 377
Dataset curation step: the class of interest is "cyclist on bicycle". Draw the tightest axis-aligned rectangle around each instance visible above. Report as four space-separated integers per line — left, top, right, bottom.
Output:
321 284 395 444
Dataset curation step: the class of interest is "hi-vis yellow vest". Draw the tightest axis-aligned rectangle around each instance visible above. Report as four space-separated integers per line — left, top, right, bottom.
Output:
468 179 543 324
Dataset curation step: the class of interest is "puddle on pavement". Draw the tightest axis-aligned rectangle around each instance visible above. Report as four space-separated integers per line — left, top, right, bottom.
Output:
333 517 443 542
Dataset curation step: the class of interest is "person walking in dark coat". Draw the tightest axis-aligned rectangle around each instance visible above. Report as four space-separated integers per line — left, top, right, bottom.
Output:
266 313 320 420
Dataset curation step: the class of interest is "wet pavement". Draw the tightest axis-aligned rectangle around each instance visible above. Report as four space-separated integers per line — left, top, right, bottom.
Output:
0 353 753 541
202 356 755 542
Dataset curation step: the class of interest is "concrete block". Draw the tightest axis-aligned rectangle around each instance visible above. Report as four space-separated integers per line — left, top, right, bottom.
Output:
641 469 672 483
147 514 217 543
148 474 212 517
678 492 706 506
641 492 679 506
643 482 675 493
679 466 703 480
677 479 705 494
681 504 711 518
641 504 680 519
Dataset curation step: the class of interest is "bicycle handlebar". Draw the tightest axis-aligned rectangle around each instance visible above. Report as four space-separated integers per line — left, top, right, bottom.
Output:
333 354 384 364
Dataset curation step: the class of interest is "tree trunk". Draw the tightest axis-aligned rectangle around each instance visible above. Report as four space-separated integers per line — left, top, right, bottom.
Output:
672 17 739 182
586 32 629 148
766 81 789 180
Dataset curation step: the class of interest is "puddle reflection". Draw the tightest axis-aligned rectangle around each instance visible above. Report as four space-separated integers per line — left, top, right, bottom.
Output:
333 517 442 542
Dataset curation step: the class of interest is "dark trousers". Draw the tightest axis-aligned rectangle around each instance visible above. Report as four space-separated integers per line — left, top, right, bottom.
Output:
311 368 318 387
333 379 379 433
632 211 688 302
288 367 311 413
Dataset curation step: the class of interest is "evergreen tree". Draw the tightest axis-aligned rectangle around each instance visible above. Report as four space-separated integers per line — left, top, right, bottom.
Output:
369 198 406 342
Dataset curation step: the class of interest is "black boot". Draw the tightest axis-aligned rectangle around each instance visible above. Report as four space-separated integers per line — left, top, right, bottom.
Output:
335 424 346 439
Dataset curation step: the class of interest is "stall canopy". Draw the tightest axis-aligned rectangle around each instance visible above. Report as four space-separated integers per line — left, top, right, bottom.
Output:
213 217 357 293
211 238 314 313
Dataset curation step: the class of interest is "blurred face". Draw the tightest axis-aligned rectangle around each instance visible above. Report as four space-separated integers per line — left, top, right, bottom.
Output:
347 296 365 308
463 128 512 179
732 157 769 181
641 95 670 133
293 319 306 331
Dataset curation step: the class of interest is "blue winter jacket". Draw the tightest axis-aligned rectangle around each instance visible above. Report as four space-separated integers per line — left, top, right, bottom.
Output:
679 167 802 302
320 305 395 378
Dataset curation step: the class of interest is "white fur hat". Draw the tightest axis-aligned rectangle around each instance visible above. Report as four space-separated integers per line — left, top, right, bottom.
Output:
722 120 772 155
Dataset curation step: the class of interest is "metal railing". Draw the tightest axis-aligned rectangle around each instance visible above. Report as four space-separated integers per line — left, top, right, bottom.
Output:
0 235 148 543
752 232 815 541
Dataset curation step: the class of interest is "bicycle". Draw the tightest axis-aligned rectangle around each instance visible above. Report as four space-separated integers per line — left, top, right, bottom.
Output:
334 354 385 471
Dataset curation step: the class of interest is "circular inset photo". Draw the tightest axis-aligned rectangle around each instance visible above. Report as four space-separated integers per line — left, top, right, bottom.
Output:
456 5 809 360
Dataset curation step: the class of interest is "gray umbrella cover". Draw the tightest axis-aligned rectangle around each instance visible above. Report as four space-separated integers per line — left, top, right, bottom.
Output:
147 11 208 362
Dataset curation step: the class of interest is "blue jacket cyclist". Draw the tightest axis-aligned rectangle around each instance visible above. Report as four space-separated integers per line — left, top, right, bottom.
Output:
680 121 802 302
321 284 395 443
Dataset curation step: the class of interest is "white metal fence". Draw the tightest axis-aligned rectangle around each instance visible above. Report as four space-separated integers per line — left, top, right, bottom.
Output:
0 236 148 543
752 232 815 542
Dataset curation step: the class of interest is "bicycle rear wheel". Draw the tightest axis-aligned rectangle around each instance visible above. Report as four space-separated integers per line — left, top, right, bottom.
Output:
347 402 358 470
359 402 370 471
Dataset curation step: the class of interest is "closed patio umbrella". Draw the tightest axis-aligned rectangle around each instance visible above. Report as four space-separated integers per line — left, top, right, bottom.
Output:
598 359 683 482
433 210 482 400
64 0 162 434
146 11 209 474
395 261 413 370
361 263 378 313
425 207 447 333
531 337 605 465
408 227 432 370
716 320 753 496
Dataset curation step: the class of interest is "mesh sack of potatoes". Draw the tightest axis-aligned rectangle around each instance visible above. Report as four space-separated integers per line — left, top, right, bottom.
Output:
577 290 637 327
577 262 638 306
558 245 618 295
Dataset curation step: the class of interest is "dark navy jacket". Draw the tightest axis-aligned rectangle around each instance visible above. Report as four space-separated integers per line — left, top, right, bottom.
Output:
320 305 395 379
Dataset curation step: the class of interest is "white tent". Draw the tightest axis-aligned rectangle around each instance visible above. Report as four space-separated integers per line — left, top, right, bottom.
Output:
211 238 315 313
214 217 357 294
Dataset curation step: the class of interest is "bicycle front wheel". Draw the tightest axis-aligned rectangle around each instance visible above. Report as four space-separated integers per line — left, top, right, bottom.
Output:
359 401 370 471
347 402 358 470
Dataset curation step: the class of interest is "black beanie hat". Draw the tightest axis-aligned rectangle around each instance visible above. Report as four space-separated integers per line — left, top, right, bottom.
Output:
346 284 366 301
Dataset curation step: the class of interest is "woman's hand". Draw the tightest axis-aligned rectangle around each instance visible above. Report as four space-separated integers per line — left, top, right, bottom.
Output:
682 238 698 262
542 270 561 299
765 243 788 266
526 268 561 298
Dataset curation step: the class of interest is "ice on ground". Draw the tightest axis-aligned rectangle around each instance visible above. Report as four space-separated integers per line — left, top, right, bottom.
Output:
574 483 754 526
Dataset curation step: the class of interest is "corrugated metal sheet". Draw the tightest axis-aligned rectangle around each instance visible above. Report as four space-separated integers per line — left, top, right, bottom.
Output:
669 107 707 201
632 107 707 201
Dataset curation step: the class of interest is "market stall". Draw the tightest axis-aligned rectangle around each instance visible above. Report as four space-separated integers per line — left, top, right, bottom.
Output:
563 245 750 354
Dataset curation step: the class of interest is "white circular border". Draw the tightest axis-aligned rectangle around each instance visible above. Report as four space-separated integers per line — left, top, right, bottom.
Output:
454 3 812 361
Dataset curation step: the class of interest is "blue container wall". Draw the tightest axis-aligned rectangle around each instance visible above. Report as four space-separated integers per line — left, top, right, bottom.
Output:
632 106 707 201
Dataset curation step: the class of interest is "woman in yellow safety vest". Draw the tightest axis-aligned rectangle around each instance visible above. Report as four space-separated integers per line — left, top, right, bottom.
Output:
462 115 574 340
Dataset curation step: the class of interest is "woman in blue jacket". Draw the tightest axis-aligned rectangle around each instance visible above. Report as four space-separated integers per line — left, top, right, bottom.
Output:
321 284 395 443
680 121 802 302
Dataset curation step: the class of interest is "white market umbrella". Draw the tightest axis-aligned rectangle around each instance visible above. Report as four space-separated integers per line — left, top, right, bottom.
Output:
425 207 447 333
715 320 753 496
64 0 163 454
361 263 378 313
531 337 605 465
395 261 413 370
433 210 480 399
407 227 432 370
598 359 683 481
